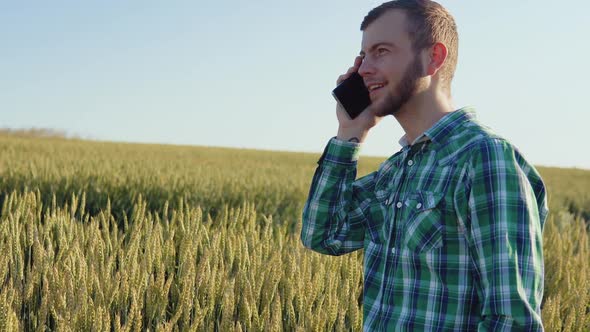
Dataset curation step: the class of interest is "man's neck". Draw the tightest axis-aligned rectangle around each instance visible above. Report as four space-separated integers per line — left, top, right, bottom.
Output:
394 89 455 144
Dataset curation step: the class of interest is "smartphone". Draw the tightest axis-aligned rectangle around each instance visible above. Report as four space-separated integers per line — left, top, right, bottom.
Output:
331 72 371 119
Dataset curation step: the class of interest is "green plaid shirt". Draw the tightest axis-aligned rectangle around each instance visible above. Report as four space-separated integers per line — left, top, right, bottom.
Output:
301 107 548 331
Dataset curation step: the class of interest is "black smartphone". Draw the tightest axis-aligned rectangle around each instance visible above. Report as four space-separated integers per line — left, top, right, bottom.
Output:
331 72 371 119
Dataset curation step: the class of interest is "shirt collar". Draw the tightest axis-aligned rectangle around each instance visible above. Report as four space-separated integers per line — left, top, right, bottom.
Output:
398 106 477 148
398 133 430 148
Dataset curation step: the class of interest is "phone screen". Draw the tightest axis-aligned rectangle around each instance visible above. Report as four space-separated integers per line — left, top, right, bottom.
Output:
331 72 371 119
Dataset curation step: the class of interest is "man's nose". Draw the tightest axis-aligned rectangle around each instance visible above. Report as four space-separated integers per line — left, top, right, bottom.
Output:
358 57 375 78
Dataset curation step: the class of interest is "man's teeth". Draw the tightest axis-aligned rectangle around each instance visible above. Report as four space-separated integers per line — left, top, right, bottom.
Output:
370 84 384 91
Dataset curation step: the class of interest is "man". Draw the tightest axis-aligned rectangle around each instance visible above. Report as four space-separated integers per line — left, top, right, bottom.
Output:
301 0 549 330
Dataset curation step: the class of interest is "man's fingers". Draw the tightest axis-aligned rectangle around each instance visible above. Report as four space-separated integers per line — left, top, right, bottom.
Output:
336 56 364 85
355 55 363 66
337 71 352 85
337 67 358 85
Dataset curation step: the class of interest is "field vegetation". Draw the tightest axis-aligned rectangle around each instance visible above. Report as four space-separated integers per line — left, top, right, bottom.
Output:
0 133 588 331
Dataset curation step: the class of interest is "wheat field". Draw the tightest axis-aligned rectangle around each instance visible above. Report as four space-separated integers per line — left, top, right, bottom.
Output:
0 132 588 331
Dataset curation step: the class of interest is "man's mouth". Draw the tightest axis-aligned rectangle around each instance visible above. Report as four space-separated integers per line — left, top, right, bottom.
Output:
368 83 387 96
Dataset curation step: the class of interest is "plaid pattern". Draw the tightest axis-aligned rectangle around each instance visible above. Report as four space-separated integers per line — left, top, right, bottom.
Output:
301 107 549 331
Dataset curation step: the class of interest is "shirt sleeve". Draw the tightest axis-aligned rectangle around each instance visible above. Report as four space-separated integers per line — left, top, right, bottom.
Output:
466 138 545 331
300 137 375 256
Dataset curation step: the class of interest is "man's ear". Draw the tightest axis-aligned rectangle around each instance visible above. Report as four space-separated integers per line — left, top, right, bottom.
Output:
425 42 448 76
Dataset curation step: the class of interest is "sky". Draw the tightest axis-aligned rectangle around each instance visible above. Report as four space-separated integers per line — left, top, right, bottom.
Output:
1 1 588 169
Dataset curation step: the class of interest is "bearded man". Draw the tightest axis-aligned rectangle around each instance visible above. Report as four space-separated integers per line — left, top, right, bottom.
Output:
301 1 548 330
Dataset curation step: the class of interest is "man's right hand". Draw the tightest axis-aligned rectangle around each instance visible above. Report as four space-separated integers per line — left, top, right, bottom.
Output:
335 56 382 143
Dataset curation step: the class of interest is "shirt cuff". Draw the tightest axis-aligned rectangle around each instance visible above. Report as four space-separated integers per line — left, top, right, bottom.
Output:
317 136 362 166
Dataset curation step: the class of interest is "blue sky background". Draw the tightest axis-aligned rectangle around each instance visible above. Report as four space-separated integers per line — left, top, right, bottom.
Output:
1 1 588 169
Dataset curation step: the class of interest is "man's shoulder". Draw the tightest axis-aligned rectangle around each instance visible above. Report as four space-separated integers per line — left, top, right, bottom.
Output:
435 117 541 177
462 122 510 155
434 119 508 166
459 121 527 163
455 115 505 142
457 121 543 184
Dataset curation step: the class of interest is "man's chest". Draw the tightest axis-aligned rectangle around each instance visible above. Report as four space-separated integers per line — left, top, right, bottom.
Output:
365 145 471 251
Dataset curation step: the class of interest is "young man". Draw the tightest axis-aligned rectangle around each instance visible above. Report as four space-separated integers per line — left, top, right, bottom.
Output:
301 1 548 330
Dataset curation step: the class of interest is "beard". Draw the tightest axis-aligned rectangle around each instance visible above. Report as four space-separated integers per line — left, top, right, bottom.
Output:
371 54 425 117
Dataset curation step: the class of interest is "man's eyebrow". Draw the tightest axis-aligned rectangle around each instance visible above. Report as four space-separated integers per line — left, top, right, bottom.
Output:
359 42 396 56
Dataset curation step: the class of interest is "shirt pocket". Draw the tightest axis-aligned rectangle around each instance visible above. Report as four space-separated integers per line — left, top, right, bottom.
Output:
364 188 389 245
402 191 444 253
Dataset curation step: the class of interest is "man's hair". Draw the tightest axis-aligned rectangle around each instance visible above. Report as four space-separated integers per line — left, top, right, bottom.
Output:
360 0 458 94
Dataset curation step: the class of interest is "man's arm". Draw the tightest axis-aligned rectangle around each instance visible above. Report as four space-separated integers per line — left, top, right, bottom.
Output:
301 137 376 256
467 138 545 331
302 55 383 255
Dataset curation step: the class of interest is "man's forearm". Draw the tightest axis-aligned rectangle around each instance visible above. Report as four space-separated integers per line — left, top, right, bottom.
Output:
301 137 366 255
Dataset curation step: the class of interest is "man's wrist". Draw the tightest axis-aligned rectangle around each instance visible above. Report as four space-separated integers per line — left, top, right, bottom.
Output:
336 127 368 143
317 136 362 165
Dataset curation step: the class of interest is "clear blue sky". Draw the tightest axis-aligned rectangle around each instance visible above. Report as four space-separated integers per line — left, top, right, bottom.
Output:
1 1 588 169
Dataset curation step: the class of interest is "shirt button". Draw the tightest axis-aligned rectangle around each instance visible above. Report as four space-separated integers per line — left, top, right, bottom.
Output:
416 202 422 209
396 202 403 208
391 247 396 254
407 160 414 166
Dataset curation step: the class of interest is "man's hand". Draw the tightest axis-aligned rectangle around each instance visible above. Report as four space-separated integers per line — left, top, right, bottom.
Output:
335 56 382 143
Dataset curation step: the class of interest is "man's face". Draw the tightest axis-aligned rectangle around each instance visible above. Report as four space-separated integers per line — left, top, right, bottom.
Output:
359 10 426 117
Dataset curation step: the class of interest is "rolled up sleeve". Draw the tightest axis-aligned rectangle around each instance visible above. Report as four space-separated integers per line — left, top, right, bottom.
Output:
301 137 374 256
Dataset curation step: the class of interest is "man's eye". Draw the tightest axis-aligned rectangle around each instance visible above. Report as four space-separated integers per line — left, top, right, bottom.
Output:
377 48 388 55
